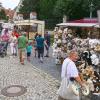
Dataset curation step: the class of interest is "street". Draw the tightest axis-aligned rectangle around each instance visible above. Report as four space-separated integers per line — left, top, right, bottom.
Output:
30 47 92 100
0 0 99 99
0 50 59 100
30 47 61 81
0 47 93 100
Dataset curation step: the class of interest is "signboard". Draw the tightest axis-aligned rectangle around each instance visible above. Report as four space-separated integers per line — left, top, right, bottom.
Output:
29 32 35 40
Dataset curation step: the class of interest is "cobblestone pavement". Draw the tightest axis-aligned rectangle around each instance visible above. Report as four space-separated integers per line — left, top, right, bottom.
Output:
30 47 61 81
0 54 59 100
30 47 92 100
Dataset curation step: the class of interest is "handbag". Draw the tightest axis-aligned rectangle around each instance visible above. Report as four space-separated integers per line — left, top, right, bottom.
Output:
71 81 90 96
57 62 79 99
57 77 78 99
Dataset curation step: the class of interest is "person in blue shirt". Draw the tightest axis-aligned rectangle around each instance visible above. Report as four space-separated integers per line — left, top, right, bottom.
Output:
36 34 48 63
26 41 33 62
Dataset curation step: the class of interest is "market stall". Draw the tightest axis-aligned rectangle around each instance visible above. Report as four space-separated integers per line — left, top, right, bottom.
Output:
14 20 45 39
52 19 100 96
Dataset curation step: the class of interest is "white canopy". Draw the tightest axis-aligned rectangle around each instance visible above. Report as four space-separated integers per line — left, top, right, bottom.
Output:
14 20 45 36
57 22 100 28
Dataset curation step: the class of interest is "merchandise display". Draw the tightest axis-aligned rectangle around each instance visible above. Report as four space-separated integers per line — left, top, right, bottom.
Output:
52 28 100 94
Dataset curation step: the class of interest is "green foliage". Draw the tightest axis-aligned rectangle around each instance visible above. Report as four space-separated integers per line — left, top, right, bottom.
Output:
37 0 59 29
19 0 58 27
0 3 7 20
54 0 87 19
0 9 7 20
19 0 40 19
54 0 100 20
37 0 57 19
54 0 70 17
19 0 100 28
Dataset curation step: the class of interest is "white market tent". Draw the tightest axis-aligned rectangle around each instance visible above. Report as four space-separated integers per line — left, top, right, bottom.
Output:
14 20 45 37
57 18 100 28
57 22 99 28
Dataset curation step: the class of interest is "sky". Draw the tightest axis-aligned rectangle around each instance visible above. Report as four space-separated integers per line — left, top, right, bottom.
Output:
0 0 20 9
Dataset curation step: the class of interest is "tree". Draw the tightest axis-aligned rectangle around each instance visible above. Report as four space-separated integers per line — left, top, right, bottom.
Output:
53 0 87 20
0 9 7 20
37 0 57 19
53 0 100 20
19 0 40 19
19 0 58 28
37 0 59 28
0 2 7 20
19 0 100 28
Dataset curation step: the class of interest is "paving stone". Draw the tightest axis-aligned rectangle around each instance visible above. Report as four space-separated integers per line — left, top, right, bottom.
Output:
0 52 58 100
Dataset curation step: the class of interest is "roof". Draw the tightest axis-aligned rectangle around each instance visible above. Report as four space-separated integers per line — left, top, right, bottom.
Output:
57 18 100 28
70 18 98 23
57 23 99 27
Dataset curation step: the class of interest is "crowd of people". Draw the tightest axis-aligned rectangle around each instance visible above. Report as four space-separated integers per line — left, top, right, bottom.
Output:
0 25 99 100
0 26 51 65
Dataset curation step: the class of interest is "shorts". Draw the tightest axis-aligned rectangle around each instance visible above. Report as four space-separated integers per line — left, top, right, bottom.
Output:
27 52 31 57
18 48 26 59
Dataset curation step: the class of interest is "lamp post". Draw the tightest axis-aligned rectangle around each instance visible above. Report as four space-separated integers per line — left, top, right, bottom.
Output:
89 1 94 19
97 10 100 25
97 10 100 38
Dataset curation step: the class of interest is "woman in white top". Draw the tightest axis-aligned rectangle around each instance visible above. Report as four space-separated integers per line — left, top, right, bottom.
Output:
58 51 84 100
10 33 17 56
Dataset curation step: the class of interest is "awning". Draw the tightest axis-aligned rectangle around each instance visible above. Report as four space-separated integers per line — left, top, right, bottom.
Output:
57 23 98 27
57 18 100 28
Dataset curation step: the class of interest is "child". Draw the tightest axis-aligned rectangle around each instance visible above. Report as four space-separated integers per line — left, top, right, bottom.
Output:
26 41 33 62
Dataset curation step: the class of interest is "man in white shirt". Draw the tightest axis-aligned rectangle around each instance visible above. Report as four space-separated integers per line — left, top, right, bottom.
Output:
58 51 84 100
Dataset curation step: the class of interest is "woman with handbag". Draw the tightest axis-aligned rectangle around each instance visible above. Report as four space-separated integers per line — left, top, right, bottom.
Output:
58 51 84 100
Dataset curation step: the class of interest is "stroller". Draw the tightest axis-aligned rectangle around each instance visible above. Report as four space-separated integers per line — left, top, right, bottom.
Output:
0 42 7 57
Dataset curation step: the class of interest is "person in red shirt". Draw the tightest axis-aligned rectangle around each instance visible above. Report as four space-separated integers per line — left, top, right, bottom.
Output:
13 30 20 38
13 25 20 38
